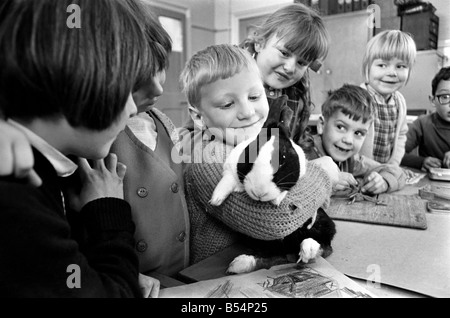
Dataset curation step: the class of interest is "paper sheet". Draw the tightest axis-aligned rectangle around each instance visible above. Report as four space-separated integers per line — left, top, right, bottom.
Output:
160 257 376 298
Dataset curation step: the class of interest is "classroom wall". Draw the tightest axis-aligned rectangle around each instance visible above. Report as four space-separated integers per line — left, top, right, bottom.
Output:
428 0 450 65
148 0 449 64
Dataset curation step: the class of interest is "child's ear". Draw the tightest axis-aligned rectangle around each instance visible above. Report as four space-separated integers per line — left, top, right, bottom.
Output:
188 105 205 130
317 115 325 135
429 95 435 106
254 40 264 53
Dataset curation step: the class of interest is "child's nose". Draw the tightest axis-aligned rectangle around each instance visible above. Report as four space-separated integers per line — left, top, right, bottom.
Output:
283 57 297 74
151 77 164 97
342 134 353 145
387 66 398 77
237 101 256 119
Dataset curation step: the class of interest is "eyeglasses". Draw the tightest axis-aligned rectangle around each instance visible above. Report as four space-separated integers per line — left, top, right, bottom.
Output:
434 94 450 105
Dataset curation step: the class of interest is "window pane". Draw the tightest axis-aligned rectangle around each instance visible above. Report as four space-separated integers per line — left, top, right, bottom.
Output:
159 16 183 53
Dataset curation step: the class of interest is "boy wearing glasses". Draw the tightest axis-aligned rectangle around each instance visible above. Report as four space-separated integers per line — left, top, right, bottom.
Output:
401 67 450 170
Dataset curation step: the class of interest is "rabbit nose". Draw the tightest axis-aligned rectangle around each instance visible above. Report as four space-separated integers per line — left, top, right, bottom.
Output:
248 188 265 200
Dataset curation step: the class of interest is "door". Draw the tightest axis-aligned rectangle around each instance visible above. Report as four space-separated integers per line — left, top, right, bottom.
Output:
309 11 372 114
239 15 267 44
148 5 189 128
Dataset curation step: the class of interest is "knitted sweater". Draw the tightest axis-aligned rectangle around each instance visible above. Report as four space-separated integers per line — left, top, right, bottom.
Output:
401 112 450 170
185 139 332 264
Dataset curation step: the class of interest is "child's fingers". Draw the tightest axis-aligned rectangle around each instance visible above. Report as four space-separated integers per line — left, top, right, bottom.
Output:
104 153 118 172
0 148 14 176
149 281 160 298
91 158 107 171
26 169 42 187
443 156 450 168
116 162 127 179
12 138 35 178
76 158 92 176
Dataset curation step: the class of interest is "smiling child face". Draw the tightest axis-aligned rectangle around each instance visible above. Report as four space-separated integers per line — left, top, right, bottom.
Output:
196 66 269 144
368 58 409 99
255 35 310 90
319 110 372 163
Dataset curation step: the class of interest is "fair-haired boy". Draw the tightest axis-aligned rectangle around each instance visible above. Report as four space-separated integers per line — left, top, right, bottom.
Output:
401 67 450 170
179 44 339 264
308 84 406 194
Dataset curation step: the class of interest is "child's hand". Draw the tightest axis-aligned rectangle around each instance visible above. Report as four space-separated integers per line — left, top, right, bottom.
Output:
443 151 450 168
69 154 127 211
139 273 160 298
422 156 442 171
0 120 42 186
334 172 358 192
361 171 388 194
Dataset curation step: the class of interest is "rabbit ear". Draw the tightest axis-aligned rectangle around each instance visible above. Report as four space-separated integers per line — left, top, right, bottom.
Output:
279 105 293 130
264 95 289 129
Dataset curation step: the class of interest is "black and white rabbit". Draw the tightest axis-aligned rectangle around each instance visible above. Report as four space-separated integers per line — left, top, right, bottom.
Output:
227 207 336 274
209 96 336 274
210 96 306 206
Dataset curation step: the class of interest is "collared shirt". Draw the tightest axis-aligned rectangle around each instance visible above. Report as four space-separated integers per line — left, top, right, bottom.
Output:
127 112 157 151
8 119 77 178
365 84 398 164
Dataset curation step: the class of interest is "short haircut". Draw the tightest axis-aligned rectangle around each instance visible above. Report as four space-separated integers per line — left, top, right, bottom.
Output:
0 0 152 130
362 30 417 83
431 66 450 96
180 44 261 109
250 3 329 64
127 0 173 90
322 84 375 124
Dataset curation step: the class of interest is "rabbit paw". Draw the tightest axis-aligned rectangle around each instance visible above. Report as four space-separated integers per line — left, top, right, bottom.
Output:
209 193 226 206
210 174 244 206
297 238 322 264
226 254 257 274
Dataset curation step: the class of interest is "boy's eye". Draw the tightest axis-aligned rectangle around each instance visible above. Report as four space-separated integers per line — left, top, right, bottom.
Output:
336 124 345 131
220 101 234 109
436 94 450 104
249 94 261 101
355 131 366 137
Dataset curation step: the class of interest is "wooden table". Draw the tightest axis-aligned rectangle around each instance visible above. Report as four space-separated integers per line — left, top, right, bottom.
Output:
326 176 450 298
178 175 450 298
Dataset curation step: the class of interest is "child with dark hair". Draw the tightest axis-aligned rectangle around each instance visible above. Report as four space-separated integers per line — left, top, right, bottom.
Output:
401 67 450 170
110 2 191 283
0 1 189 296
308 84 406 194
0 0 152 297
